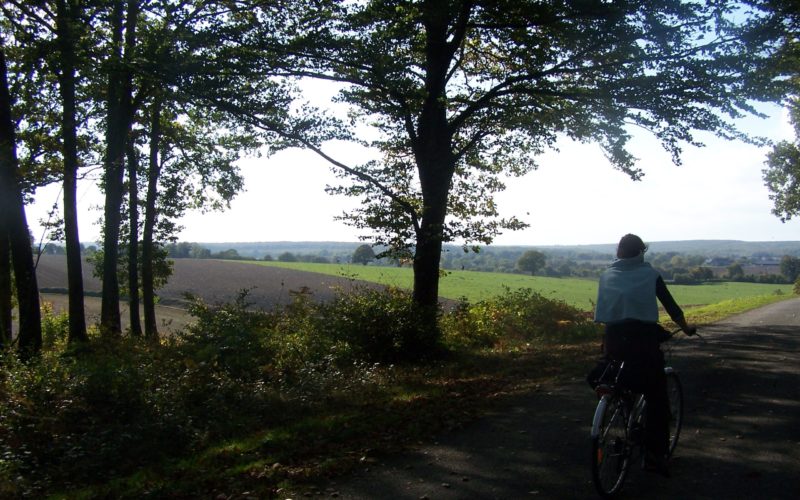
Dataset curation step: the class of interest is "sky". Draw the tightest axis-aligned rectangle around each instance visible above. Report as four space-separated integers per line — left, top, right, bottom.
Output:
26 101 799 249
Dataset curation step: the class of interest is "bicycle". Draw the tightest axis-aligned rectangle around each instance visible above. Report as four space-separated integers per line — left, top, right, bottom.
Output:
589 328 698 497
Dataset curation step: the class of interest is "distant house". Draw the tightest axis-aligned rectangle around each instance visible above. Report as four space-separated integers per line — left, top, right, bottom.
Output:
704 257 733 267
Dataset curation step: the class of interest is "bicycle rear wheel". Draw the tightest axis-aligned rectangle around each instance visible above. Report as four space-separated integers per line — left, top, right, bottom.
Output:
592 395 632 497
666 370 683 456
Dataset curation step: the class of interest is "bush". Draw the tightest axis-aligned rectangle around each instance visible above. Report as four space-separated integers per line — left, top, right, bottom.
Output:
0 285 604 497
672 273 697 285
441 288 599 348
178 290 274 382
320 286 442 363
0 339 180 494
40 301 70 349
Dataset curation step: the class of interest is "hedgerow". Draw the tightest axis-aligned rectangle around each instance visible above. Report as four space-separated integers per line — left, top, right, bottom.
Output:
441 287 599 348
0 287 593 497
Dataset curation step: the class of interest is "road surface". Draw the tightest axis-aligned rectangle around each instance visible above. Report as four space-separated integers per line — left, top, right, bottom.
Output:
318 298 800 499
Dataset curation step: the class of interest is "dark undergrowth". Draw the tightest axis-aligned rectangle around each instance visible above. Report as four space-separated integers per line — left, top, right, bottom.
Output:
0 287 600 499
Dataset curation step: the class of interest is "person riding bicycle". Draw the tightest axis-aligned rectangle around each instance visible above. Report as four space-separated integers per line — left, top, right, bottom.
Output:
594 234 695 477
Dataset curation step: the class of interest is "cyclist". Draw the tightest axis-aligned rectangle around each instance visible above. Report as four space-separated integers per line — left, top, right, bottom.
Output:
594 234 695 477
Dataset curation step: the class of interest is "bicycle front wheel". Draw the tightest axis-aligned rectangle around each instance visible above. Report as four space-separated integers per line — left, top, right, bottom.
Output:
591 395 632 497
666 370 683 456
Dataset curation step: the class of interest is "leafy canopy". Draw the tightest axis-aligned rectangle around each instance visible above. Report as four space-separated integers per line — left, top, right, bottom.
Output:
762 0 799 222
275 0 788 256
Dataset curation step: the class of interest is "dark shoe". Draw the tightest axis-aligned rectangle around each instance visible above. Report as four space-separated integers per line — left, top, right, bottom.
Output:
644 452 670 478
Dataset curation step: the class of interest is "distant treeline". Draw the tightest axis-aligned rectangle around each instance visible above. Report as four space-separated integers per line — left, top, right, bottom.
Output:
39 240 800 285
161 241 800 285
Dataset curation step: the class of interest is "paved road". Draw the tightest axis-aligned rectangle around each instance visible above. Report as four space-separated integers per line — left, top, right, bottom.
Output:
320 298 800 499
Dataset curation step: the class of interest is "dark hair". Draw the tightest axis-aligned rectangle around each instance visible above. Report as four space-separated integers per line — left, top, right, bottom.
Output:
617 234 648 259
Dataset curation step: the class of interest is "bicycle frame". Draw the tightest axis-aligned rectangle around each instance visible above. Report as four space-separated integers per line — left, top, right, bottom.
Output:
590 363 646 448
590 329 692 496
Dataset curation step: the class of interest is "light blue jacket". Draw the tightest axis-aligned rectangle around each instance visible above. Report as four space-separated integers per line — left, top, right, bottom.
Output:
594 254 661 324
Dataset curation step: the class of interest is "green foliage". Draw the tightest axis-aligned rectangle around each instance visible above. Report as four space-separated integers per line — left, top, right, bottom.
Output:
726 263 745 280
441 288 600 349
278 251 298 262
764 98 800 222
516 250 546 275
40 301 69 349
89 246 174 295
352 244 376 265
794 277 800 295
780 255 800 282
320 286 442 363
281 1 790 311
0 339 171 495
179 290 274 381
0 286 444 495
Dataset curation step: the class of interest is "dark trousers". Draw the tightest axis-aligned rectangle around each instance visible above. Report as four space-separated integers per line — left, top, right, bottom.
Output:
604 322 670 457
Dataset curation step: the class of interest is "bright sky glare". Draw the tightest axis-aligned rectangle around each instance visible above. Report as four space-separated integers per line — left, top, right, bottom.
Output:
26 102 799 248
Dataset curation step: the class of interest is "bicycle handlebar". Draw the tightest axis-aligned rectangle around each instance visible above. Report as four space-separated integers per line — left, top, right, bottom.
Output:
669 326 703 340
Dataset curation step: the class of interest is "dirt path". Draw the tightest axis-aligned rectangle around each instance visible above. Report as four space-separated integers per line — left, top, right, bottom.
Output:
321 298 800 499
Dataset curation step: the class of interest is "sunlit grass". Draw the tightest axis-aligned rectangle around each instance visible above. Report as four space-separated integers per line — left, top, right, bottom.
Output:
246 261 795 311
677 293 793 325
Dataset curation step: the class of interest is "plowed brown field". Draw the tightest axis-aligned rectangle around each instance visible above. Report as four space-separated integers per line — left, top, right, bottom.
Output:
33 255 387 333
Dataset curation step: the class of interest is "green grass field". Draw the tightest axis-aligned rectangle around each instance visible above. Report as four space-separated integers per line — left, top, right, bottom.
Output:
247 261 794 311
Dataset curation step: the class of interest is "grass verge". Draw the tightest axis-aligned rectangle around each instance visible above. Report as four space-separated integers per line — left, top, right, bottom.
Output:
680 293 794 325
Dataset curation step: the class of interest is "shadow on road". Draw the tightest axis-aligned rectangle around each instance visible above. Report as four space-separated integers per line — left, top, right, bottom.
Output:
323 303 800 499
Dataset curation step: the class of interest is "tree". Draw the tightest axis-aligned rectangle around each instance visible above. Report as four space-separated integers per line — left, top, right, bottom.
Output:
2 0 92 344
517 250 546 276
54 0 90 342
726 263 745 281
90 0 270 337
278 0 788 316
0 235 9 344
690 266 715 282
0 42 42 355
764 98 800 221
3 0 287 342
126 134 142 336
763 0 799 222
277 252 297 262
780 255 800 282
99 0 140 336
352 244 376 265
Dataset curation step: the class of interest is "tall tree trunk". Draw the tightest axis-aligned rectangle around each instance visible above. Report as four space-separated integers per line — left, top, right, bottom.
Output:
56 0 88 344
100 0 137 335
142 98 161 339
126 139 142 336
412 156 452 309
0 45 42 356
411 3 454 312
0 235 11 345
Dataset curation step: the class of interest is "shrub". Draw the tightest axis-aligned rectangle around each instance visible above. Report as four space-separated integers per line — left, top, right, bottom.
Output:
672 273 697 285
178 290 274 382
40 301 70 349
320 286 442 363
441 288 599 348
0 339 178 494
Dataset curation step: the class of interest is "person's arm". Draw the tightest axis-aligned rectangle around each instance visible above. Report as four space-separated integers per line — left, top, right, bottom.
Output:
656 276 693 333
